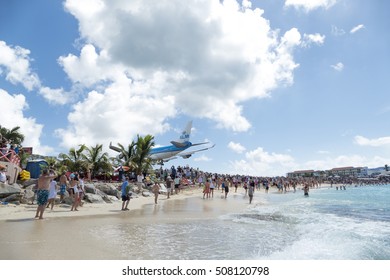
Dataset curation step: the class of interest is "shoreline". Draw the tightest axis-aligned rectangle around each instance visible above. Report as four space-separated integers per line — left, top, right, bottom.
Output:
0 183 338 222
0 186 270 260
0 186 208 222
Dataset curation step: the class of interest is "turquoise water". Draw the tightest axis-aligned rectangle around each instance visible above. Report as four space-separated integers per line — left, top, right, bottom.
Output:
91 185 390 260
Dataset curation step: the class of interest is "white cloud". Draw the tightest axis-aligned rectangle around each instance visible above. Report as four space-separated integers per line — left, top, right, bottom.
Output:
58 0 304 147
0 41 40 91
0 41 71 105
0 89 54 155
350 24 365 34
354 135 390 147
331 25 345 36
229 147 296 176
331 62 344 71
228 141 246 154
302 33 325 47
285 0 337 12
194 155 212 162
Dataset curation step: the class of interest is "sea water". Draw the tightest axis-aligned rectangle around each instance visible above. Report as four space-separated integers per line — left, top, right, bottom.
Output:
91 185 390 260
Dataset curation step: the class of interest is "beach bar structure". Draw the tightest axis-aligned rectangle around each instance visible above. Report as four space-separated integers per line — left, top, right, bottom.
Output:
0 149 22 184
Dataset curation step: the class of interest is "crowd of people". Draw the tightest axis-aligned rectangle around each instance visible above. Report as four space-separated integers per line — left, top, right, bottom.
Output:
29 163 390 220
33 170 88 219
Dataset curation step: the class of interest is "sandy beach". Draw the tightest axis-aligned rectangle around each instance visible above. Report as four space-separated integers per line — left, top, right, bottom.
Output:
0 186 259 259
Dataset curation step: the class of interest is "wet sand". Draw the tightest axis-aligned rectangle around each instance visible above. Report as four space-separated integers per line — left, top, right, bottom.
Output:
0 188 258 259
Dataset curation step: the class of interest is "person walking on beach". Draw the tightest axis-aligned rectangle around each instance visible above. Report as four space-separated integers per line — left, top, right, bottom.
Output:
174 176 180 194
224 178 230 199
303 183 309 197
35 169 57 219
152 181 160 204
203 179 211 199
70 177 79 211
121 176 131 211
248 182 255 204
209 179 215 198
46 176 58 210
166 176 172 199
59 172 67 203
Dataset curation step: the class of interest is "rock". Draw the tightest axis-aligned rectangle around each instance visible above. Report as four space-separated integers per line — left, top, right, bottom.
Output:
20 179 38 188
0 183 22 199
95 183 120 196
84 183 97 194
1 193 22 203
84 193 105 204
142 191 152 197
20 189 36 204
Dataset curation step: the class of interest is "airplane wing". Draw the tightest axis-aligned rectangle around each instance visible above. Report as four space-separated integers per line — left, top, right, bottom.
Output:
177 144 215 159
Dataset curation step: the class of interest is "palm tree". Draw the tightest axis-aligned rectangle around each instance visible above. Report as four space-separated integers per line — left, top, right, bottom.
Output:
58 144 87 172
133 134 155 175
82 144 111 179
115 141 138 170
0 125 25 145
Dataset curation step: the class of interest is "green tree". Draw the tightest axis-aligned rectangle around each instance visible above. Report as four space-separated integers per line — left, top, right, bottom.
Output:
133 134 155 175
0 125 25 145
82 144 111 178
115 141 138 170
58 144 87 172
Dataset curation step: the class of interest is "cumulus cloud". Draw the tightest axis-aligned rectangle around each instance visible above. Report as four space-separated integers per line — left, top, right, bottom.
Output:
331 62 344 71
350 24 365 34
228 141 246 154
302 33 325 47
194 155 212 162
229 147 296 176
0 41 71 105
0 89 53 155
58 0 305 148
0 41 40 90
285 0 337 12
354 135 390 147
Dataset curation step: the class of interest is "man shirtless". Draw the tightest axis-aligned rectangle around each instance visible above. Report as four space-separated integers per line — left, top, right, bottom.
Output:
35 169 57 219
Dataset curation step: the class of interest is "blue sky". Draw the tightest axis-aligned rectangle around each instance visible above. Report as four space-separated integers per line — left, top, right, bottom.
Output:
1 0 389 176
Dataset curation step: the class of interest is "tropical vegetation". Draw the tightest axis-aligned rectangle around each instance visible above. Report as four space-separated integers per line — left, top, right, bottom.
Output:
1 124 155 179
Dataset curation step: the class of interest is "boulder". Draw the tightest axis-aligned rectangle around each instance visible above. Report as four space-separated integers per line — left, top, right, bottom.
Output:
84 183 97 194
84 193 105 204
1 193 22 203
142 191 152 197
20 189 36 204
95 183 120 196
0 183 22 199
20 179 38 188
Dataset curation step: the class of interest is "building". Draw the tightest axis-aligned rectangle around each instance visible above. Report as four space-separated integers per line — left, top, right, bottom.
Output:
327 166 368 177
287 170 325 178
287 166 368 178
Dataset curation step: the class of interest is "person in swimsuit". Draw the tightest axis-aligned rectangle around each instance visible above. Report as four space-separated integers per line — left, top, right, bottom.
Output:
46 177 58 210
35 169 57 219
152 181 160 204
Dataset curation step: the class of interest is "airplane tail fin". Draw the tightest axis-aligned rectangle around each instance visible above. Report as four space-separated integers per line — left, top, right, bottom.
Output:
170 121 192 148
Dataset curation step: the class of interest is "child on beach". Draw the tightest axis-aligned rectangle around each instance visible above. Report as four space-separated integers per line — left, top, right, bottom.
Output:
121 176 131 211
46 177 58 210
152 182 160 204
203 179 211 199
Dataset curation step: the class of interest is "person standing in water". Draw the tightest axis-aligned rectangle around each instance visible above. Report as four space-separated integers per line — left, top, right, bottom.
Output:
303 183 309 197
248 180 255 204
152 181 160 204
35 169 57 219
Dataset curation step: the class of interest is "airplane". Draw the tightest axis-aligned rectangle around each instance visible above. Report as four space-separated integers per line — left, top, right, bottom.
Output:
109 121 215 164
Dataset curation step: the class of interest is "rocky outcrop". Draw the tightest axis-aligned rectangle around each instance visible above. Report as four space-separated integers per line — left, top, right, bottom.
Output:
0 181 136 205
0 182 22 199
